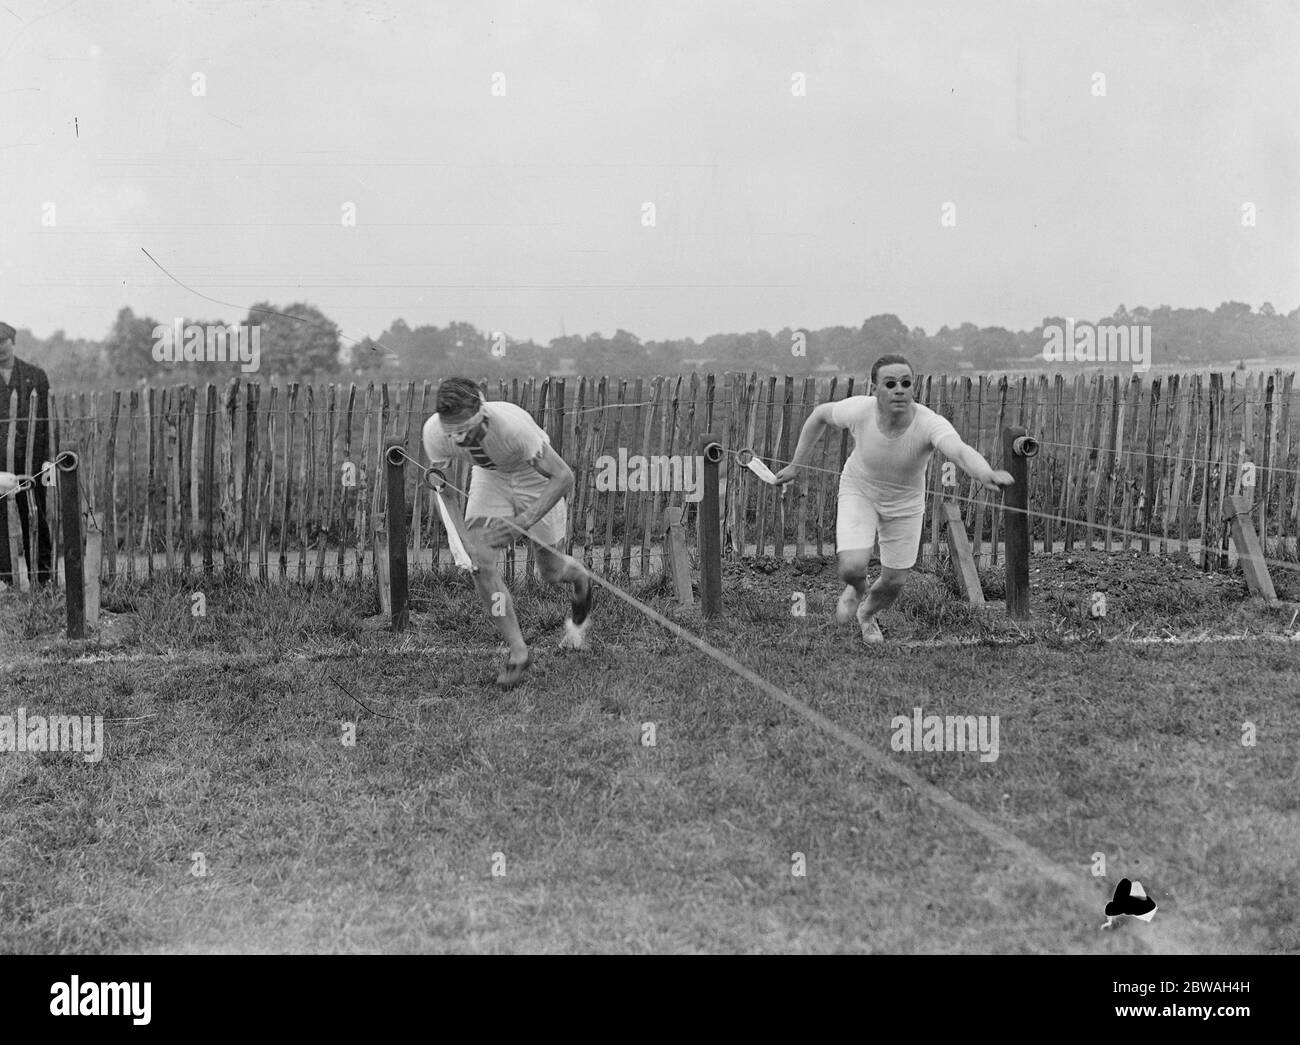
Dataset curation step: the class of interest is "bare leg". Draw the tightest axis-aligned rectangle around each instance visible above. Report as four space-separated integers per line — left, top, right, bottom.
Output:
860 565 910 619
466 523 528 665
535 543 594 648
837 550 872 599
534 543 587 592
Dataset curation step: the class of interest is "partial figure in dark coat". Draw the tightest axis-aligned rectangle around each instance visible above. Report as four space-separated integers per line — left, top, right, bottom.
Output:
0 321 54 587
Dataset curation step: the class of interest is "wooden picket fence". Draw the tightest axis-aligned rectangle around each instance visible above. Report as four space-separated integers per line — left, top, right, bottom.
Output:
2 369 1298 592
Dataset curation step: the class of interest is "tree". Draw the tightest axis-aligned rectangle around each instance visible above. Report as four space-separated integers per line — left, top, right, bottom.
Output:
244 301 342 378
1214 301 1252 322
103 306 163 381
860 314 909 356
347 336 389 374
608 329 646 371
964 326 1018 367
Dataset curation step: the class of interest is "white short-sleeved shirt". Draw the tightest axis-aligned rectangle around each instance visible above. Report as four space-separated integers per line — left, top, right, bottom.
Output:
421 400 549 476
830 397 959 515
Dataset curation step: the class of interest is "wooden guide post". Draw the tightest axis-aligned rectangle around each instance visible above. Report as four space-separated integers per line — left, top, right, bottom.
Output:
698 433 723 618
58 451 84 639
1002 426 1038 620
385 440 410 630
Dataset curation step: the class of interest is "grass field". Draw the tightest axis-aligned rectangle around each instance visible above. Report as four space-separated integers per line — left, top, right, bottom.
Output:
1 549 1298 954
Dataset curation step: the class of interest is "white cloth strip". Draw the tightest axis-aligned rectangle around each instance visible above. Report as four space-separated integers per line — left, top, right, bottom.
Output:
434 490 475 571
737 448 779 484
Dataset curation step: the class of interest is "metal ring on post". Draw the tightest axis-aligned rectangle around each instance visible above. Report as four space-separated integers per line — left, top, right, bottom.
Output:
697 433 723 618
1012 435 1040 459
736 446 783 488
423 467 447 492
56 450 80 472
384 445 407 468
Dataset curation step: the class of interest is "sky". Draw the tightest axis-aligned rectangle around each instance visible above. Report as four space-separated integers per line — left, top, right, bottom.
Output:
1 0 1297 346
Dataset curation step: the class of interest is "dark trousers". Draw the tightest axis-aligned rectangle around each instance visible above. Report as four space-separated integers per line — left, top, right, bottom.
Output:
0 484 53 587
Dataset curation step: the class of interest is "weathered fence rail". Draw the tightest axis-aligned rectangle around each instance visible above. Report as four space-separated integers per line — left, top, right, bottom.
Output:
2 369 1297 590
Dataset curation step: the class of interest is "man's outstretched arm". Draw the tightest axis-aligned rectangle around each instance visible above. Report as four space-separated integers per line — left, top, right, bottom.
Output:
935 433 1014 491
772 402 839 484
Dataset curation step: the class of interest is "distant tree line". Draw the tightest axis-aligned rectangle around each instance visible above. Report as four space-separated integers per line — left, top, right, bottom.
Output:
11 300 1299 389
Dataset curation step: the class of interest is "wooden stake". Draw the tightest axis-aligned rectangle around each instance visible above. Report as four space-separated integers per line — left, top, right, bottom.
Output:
943 503 984 607
1224 493 1278 603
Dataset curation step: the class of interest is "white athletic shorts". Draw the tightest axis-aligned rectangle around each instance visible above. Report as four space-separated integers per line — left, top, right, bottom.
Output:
836 489 923 569
465 467 568 547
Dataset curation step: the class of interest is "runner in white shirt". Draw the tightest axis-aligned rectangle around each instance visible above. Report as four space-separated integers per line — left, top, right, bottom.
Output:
773 356 1013 644
422 377 593 687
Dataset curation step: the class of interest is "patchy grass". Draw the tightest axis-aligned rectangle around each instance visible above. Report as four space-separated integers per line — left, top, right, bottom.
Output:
0 552 1296 954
